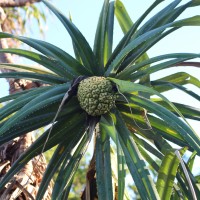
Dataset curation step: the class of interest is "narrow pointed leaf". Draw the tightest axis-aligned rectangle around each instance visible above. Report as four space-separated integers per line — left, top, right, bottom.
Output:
98 125 114 200
0 63 55 74
0 83 69 135
109 78 190 126
111 109 160 200
151 100 200 121
0 32 90 78
106 16 200 76
42 0 100 75
0 112 86 190
129 57 200 81
0 71 66 84
117 53 200 79
156 148 187 199
116 133 126 200
0 48 72 77
173 15 200 26
94 0 114 71
153 72 200 90
96 128 113 200
36 127 87 200
135 0 181 37
187 151 197 171
153 81 200 101
127 94 200 155
0 89 37 103
0 99 81 146
52 132 89 199
106 0 162 69
0 85 51 121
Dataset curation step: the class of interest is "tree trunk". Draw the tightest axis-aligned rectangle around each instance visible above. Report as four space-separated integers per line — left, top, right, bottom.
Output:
0 0 40 7
0 5 52 199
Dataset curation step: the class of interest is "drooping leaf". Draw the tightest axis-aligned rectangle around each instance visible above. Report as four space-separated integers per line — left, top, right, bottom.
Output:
0 112 87 191
111 109 160 200
96 128 113 200
126 94 200 155
156 148 187 199
51 131 89 200
109 78 190 127
153 100 200 121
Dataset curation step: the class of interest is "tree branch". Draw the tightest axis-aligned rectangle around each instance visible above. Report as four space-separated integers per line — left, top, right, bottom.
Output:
0 0 40 7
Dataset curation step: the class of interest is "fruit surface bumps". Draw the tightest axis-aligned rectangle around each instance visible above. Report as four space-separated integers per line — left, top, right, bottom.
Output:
77 76 116 116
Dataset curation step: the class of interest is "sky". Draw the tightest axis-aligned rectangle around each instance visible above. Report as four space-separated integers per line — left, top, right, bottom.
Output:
0 0 200 172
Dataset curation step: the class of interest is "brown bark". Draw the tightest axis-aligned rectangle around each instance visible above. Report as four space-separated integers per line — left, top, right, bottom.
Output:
0 0 40 8
0 5 52 200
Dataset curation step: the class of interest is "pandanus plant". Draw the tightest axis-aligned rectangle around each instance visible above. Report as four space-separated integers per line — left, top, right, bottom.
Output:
0 0 200 199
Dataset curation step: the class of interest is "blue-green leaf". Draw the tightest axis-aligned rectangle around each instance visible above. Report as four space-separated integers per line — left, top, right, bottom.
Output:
127 94 200 155
111 109 160 200
42 0 100 75
0 112 87 191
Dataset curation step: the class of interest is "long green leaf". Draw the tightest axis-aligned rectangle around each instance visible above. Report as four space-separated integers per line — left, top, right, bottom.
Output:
0 86 50 121
173 15 200 27
96 126 113 200
105 16 200 76
0 83 69 135
109 78 191 127
99 123 114 200
0 48 73 77
101 114 126 200
124 112 190 151
156 148 187 199
111 109 160 200
94 0 114 71
119 113 164 159
116 132 126 200
187 151 197 171
0 88 38 103
0 112 86 191
42 0 100 75
117 53 200 79
95 129 106 200
119 101 191 151
153 100 200 121
0 32 89 78
153 81 200 101
129 57 200 81
106 0 162 69
52 132 89 200
0 100 81 145
134 0 181 37
137 145 160 172
36 126 87 200
0 71 66 84
36 143 75 200
0 63 55 74
153 72 200 90
127 94 200 155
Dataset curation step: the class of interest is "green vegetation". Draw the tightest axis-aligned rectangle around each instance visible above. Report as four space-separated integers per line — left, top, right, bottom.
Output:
0 0 200 199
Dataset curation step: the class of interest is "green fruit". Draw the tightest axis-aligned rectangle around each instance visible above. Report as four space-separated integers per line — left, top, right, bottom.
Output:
77 76 116 116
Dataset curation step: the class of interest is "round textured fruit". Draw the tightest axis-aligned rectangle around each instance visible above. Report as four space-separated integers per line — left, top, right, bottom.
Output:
77 76 116 116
